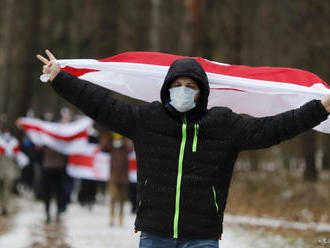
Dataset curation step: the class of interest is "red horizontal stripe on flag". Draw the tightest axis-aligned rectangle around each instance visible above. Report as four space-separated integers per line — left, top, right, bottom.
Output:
98 52 328 88
0 146 4 156
99 51 185 66
128 159 137 171
69 154 93 167
197 61 328 88
62 66 99 77
210 88 245 92
21 123 87 141
13 145 20 154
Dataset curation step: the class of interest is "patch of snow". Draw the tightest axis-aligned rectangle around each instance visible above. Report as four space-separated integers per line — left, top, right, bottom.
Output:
221 224 309 248
225 214 330 232
64 202 139 247
0 198 41 248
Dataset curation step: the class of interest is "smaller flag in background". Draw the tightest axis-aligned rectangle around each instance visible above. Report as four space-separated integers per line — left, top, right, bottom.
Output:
67 143 110 181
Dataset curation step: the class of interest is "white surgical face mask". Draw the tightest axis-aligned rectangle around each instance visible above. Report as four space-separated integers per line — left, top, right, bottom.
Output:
169 86 199 113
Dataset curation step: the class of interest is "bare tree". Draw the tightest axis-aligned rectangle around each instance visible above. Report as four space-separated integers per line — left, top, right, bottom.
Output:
150 0 161 51
15 0 41 120
0 0 15 115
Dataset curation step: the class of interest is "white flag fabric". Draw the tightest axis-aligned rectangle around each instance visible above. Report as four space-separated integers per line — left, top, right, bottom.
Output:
19 117 92 154
15 152 29 168
0 135 19 158
67 143 110 181
0 134 29 168
41 51 330 133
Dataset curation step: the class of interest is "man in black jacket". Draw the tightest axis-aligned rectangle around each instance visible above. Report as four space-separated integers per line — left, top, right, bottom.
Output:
37 50 330 248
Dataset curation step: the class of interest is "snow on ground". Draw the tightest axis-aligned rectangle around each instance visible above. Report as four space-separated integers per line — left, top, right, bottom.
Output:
225 214 330 232
0 198 40 247
221 223 309 248
65 200 139 248
0 197 319 248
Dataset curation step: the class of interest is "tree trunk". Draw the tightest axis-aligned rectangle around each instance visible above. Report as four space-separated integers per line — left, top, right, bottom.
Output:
322 153 329 170
302 130 318 181
249 151 259 171
150 0 161 51
231 0 243 64
14 0 41 121
186 0 201 55
0 0 15 115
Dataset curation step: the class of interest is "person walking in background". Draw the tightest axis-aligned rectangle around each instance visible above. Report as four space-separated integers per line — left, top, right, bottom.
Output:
78 127 100 210
41 146 68 223
22 110 70 223
0 125 20 216
59 107 75 213
101 132 133 226
20 134 36 190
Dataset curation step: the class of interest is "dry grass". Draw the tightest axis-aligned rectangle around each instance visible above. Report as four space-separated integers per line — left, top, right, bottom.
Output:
226 170 330 246
227 170 330 223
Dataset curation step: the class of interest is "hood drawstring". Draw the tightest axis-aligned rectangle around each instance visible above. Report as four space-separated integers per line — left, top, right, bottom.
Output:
192 123 199 152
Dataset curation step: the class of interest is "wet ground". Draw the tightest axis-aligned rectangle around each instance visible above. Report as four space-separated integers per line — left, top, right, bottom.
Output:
0 197 324 248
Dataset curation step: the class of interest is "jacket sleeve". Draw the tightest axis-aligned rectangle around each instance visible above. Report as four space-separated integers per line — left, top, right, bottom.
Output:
51 71 141 140
229 99 329 150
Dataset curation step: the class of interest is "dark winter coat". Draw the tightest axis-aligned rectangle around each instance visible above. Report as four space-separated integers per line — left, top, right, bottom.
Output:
51 58 328 239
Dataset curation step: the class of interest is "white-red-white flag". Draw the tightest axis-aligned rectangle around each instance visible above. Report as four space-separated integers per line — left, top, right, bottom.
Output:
19 117 112 180
67 143 110 181
0 134 29 168
19 117 92 154
41 52 330 133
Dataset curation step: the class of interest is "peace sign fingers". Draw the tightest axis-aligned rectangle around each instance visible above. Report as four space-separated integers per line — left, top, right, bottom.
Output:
36 54 50 65
36 49 61 82
45 49 56 61
36 49 57 64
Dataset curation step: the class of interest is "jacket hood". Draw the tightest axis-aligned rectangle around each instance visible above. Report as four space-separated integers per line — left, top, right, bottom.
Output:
160 58 210 120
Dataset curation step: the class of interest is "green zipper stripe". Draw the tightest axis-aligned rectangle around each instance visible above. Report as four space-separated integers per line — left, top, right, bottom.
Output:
173 116 187 239
139 178 148 208
212 186 219 213
192 124 199 152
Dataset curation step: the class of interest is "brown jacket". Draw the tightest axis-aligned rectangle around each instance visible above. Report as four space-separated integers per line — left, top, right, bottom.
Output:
101 132 133 184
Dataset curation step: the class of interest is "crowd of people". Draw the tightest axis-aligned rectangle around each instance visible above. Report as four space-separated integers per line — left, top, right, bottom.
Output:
0 109 138 226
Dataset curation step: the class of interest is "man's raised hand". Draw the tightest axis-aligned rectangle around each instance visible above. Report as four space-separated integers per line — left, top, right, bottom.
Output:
36 49 60 82
321 94 330 113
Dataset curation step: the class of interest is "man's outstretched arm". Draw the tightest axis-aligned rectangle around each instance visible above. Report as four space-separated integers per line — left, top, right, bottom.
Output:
36 50 141 139
229 99 329 151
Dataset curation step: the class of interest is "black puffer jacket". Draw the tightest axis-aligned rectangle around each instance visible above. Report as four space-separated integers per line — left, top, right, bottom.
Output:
52 58 328 239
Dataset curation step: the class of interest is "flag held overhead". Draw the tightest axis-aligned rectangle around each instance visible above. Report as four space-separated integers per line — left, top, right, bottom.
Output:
40 51 330 133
